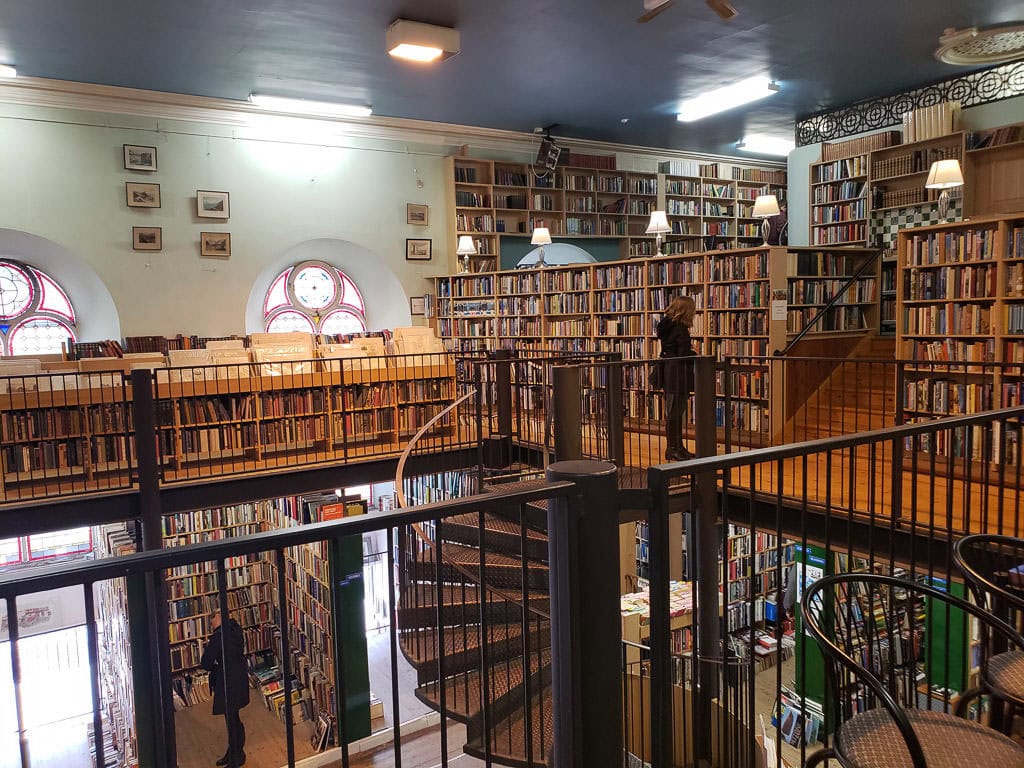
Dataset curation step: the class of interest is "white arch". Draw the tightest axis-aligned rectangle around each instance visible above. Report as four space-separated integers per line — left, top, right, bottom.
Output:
0 229 120 343
245 238 411 334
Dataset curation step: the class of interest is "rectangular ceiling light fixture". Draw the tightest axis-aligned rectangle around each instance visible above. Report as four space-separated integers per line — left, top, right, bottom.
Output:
387 19 461 62
676 76 779 122
248 94 372 118
0 65 16 78
737 133 795 156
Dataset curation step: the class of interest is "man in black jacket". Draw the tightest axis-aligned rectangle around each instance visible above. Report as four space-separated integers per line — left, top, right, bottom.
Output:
201 611 251 767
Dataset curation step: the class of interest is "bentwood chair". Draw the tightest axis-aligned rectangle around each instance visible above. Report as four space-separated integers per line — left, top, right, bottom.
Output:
953 534 1024 729
801 572 1024 768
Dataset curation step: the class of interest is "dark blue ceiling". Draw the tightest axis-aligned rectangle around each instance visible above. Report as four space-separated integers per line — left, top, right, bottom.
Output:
1 0 1021 156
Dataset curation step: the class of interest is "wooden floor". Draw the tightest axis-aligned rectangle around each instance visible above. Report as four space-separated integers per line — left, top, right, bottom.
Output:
175 698 317 768
615 431 1024 538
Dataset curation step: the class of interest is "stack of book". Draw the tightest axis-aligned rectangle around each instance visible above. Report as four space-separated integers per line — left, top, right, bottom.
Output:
903 101 961 142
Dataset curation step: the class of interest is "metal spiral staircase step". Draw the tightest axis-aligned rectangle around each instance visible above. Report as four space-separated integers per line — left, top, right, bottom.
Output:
414 648 552 724
439 512 550 560
399 621 550 686
409 543 549 591
464 687 555 768
397 583 549 630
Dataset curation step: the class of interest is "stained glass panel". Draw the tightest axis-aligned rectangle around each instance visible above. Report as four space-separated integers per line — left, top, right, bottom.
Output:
293 265 336 310
10 319 75 356
0 263 34 320
320 310 366 336
263 270 291 316
37 270 75 322
266 310 316 334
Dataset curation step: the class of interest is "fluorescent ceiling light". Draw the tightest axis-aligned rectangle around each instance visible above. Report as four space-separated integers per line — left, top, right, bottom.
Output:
676 76 779 122
0 65 16 78
737 134 795 156
387 19 460 62
248 93 372 118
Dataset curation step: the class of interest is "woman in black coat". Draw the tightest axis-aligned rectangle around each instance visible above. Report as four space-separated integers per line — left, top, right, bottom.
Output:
201 612 250 767
656 295 696 461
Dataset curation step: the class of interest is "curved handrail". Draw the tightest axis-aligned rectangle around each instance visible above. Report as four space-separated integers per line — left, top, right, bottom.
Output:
395 385 551 620
395 387 478 509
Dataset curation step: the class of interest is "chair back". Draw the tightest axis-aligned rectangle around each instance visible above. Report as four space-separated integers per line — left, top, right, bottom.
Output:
802 573 929 724
953 534 1024 613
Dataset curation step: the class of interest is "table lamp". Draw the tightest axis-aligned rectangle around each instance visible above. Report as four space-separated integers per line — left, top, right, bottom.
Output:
925 159 964 219
646 210 671 257
456 235 477 273
752 194 781 244
531 227 552 267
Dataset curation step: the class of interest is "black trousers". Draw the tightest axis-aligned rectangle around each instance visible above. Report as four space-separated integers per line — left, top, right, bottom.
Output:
666 391 687 453
224 709 246 762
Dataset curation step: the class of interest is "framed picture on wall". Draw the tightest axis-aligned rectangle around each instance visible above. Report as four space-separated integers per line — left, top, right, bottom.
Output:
196 190 230 219
125 182 161 208
407 203 429 226
132 226 162 251
410 296 426 316
406 238 432 261
200 232 231 258
123 144 158 171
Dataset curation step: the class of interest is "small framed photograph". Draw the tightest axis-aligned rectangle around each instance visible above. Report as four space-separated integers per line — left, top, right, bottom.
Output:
407 203 429 226
125 182 161 208
123 144 158 171
200 232 231 258
410 296 426 316
132 226 162 251
406 238 432 261
196 190 230 219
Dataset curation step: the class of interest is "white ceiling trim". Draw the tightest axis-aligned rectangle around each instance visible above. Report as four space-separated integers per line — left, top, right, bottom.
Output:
0 75 785 168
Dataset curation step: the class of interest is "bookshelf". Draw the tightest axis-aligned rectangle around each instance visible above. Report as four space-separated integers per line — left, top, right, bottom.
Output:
162 505 275 680
785 249 880 337
809 154 869 246
95 523 139 768
153 362 456 478
0 379 133 497
896 215 1024 465
435 245 870 442
444 156 786 272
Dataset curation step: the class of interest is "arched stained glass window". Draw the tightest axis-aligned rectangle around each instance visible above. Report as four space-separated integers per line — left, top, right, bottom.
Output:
263 261 367 335
0 260 77 356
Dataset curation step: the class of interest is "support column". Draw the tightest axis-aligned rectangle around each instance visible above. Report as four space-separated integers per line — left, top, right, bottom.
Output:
546 460 621 768
552 366 583 462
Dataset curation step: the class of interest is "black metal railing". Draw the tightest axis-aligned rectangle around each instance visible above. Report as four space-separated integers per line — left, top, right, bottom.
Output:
0 480 577 768
642 405 1024 768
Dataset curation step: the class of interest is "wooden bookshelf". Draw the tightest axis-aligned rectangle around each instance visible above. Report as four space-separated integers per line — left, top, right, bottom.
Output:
435 245 871 442
896 214 1024 465
785 248 880 336
445 156 786 272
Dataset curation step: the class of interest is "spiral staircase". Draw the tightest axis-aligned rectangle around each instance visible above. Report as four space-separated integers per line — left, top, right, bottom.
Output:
396 484 554 766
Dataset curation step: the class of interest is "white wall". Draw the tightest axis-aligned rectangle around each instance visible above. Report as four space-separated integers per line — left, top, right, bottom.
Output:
0 104 450 338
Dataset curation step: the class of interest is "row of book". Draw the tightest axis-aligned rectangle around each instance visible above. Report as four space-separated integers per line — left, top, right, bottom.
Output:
544 294 589 314
904 263 996 300
709 252 769 281
708 282 769 309
811 199 866 224
812 180 864 204
788 277 874 305
902 101 960 143
908 338 994 364
813 155 868 183
903 229 996 265
708 310 768 336
788 306 868 335
903 379 993 415
904 303 991 336
871 144 960 181
821 130 901 162
812 222 867 245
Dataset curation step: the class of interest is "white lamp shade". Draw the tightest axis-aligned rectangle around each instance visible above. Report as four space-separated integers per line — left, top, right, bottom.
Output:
456 235 477 255
645 210 671 235
531 227 552 245
752 194 781 218
925 159 964 189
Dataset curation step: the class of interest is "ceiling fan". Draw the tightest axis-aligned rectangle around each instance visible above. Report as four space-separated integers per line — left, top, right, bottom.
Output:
637 0 738 23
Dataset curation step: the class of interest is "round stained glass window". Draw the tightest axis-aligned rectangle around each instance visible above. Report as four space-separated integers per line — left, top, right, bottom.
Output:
0 264 34 320
292 265 337 310
0 261 77 356
263 260 367 336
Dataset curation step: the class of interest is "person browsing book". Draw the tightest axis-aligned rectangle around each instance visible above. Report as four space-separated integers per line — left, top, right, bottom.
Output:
656 296 696 461
201 611 251 767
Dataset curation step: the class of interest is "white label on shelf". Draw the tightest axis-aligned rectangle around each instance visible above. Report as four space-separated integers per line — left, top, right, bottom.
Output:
771 299 788 321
